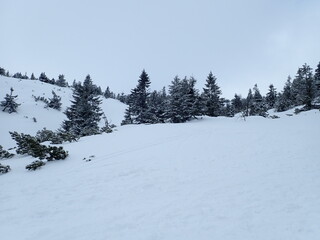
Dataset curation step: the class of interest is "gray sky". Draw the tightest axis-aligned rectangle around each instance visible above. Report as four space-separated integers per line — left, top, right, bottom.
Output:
1 0 320 98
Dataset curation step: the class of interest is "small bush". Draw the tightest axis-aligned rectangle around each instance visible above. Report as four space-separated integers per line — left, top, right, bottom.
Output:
0 163 11 174
0 145 14 159
26 160 46 171
46 146 68 161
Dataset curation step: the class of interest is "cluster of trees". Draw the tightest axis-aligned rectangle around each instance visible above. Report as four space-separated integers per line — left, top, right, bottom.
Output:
121 62 320 125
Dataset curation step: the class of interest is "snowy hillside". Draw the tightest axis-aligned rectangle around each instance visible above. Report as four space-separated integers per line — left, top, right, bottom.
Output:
0 76 127 148
1 76 320 240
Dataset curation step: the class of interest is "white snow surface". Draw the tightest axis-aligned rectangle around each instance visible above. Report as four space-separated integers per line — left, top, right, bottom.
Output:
1 76 320 240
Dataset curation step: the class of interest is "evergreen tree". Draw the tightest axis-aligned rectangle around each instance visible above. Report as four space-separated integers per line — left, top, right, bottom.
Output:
62 75 103 137
250 84 267 116
39 72 50 83
46 91 62 110
56 74 68 87
1 88 20 113
104 86 112 98
202 72 222 117
122 70 153 124
12 72 23 79
244 88 253 116
166 76 200 123
231 94 243 113
291 64 315 109
275 76 294 112
0 67 5 76
265 84 277 109
314 62 320 96
30 73 36 80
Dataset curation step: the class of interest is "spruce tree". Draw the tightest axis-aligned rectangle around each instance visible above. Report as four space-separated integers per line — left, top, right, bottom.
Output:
122 70 153 124
39 72 50 83
0 67 5 76
275 76 294 112
56 74 68 87
30 73 36 80
202 72 222 117
250 84 267 116
1 88 20 113
314 62 320 97
62 75 103 137
46 91 62 110
265 84 277 109
292 63 315 109
231 94 243 113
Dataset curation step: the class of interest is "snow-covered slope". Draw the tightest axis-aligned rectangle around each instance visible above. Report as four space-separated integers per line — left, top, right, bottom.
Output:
1 76 320 240
0 76 127 148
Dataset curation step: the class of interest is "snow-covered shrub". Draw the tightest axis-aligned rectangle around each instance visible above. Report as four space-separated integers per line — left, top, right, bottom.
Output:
46 146 68 161
36 128 56 143
10 131 68 160
0 145 14 159
1 88 20 113
26 160 46 171
0 163 11 174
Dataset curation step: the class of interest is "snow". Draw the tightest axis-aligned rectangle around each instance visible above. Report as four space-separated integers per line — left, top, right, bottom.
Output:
1 76 320 240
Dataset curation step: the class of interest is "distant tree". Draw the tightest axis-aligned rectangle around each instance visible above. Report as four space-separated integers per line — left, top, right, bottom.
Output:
265 84 277 109
202 72 223 117
46 91 62 110
291 63 316 109
39 72 50 83
0 67 6 76
250 84 267 116
231 94 243 113
55 74 68 87
1 88 20 113
244 88 253 116
275 76 294 112
62 75 103 137
12 72 23 79
122 70 153 124
30 73 36 80
166 76 200 123
314 62 320 96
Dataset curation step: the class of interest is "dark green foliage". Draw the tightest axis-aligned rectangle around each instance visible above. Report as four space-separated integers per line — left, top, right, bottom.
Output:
0 163 11 174
0 67 6 76
62 75 103 137
33 95 49 104
46 91 62 110
26 160 46 171
1 88 20 113
104 86 115 99
39 72 50 83
166 76 200 123
265 84 277 109
275 76 294 112
9 131 68 160
122 70 154 124
55 74 68 87
202 72 223 117
231 94 243 114
291 64 316 109
30 73 36 80
45 146 68 161
0 145 14 159
35 128 56 143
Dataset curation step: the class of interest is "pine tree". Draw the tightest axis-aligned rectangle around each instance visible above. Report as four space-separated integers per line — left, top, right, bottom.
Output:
30 73 36 80
250 84 267 116
202 72 223 117
0 67 5 76
265 84 277 109
314 62 320 97
1 88 20 113
231 94 243 113
46 91 62 110
275 76 294 112
292 63 315 109
62 75 103 137
122 70 153 124
55 74 68 87
39 72 50 83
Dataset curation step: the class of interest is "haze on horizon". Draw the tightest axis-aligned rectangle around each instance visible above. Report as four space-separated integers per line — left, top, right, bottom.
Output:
1 0 320 98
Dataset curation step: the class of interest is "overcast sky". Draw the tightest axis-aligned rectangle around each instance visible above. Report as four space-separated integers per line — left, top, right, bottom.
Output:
1 0 320 98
